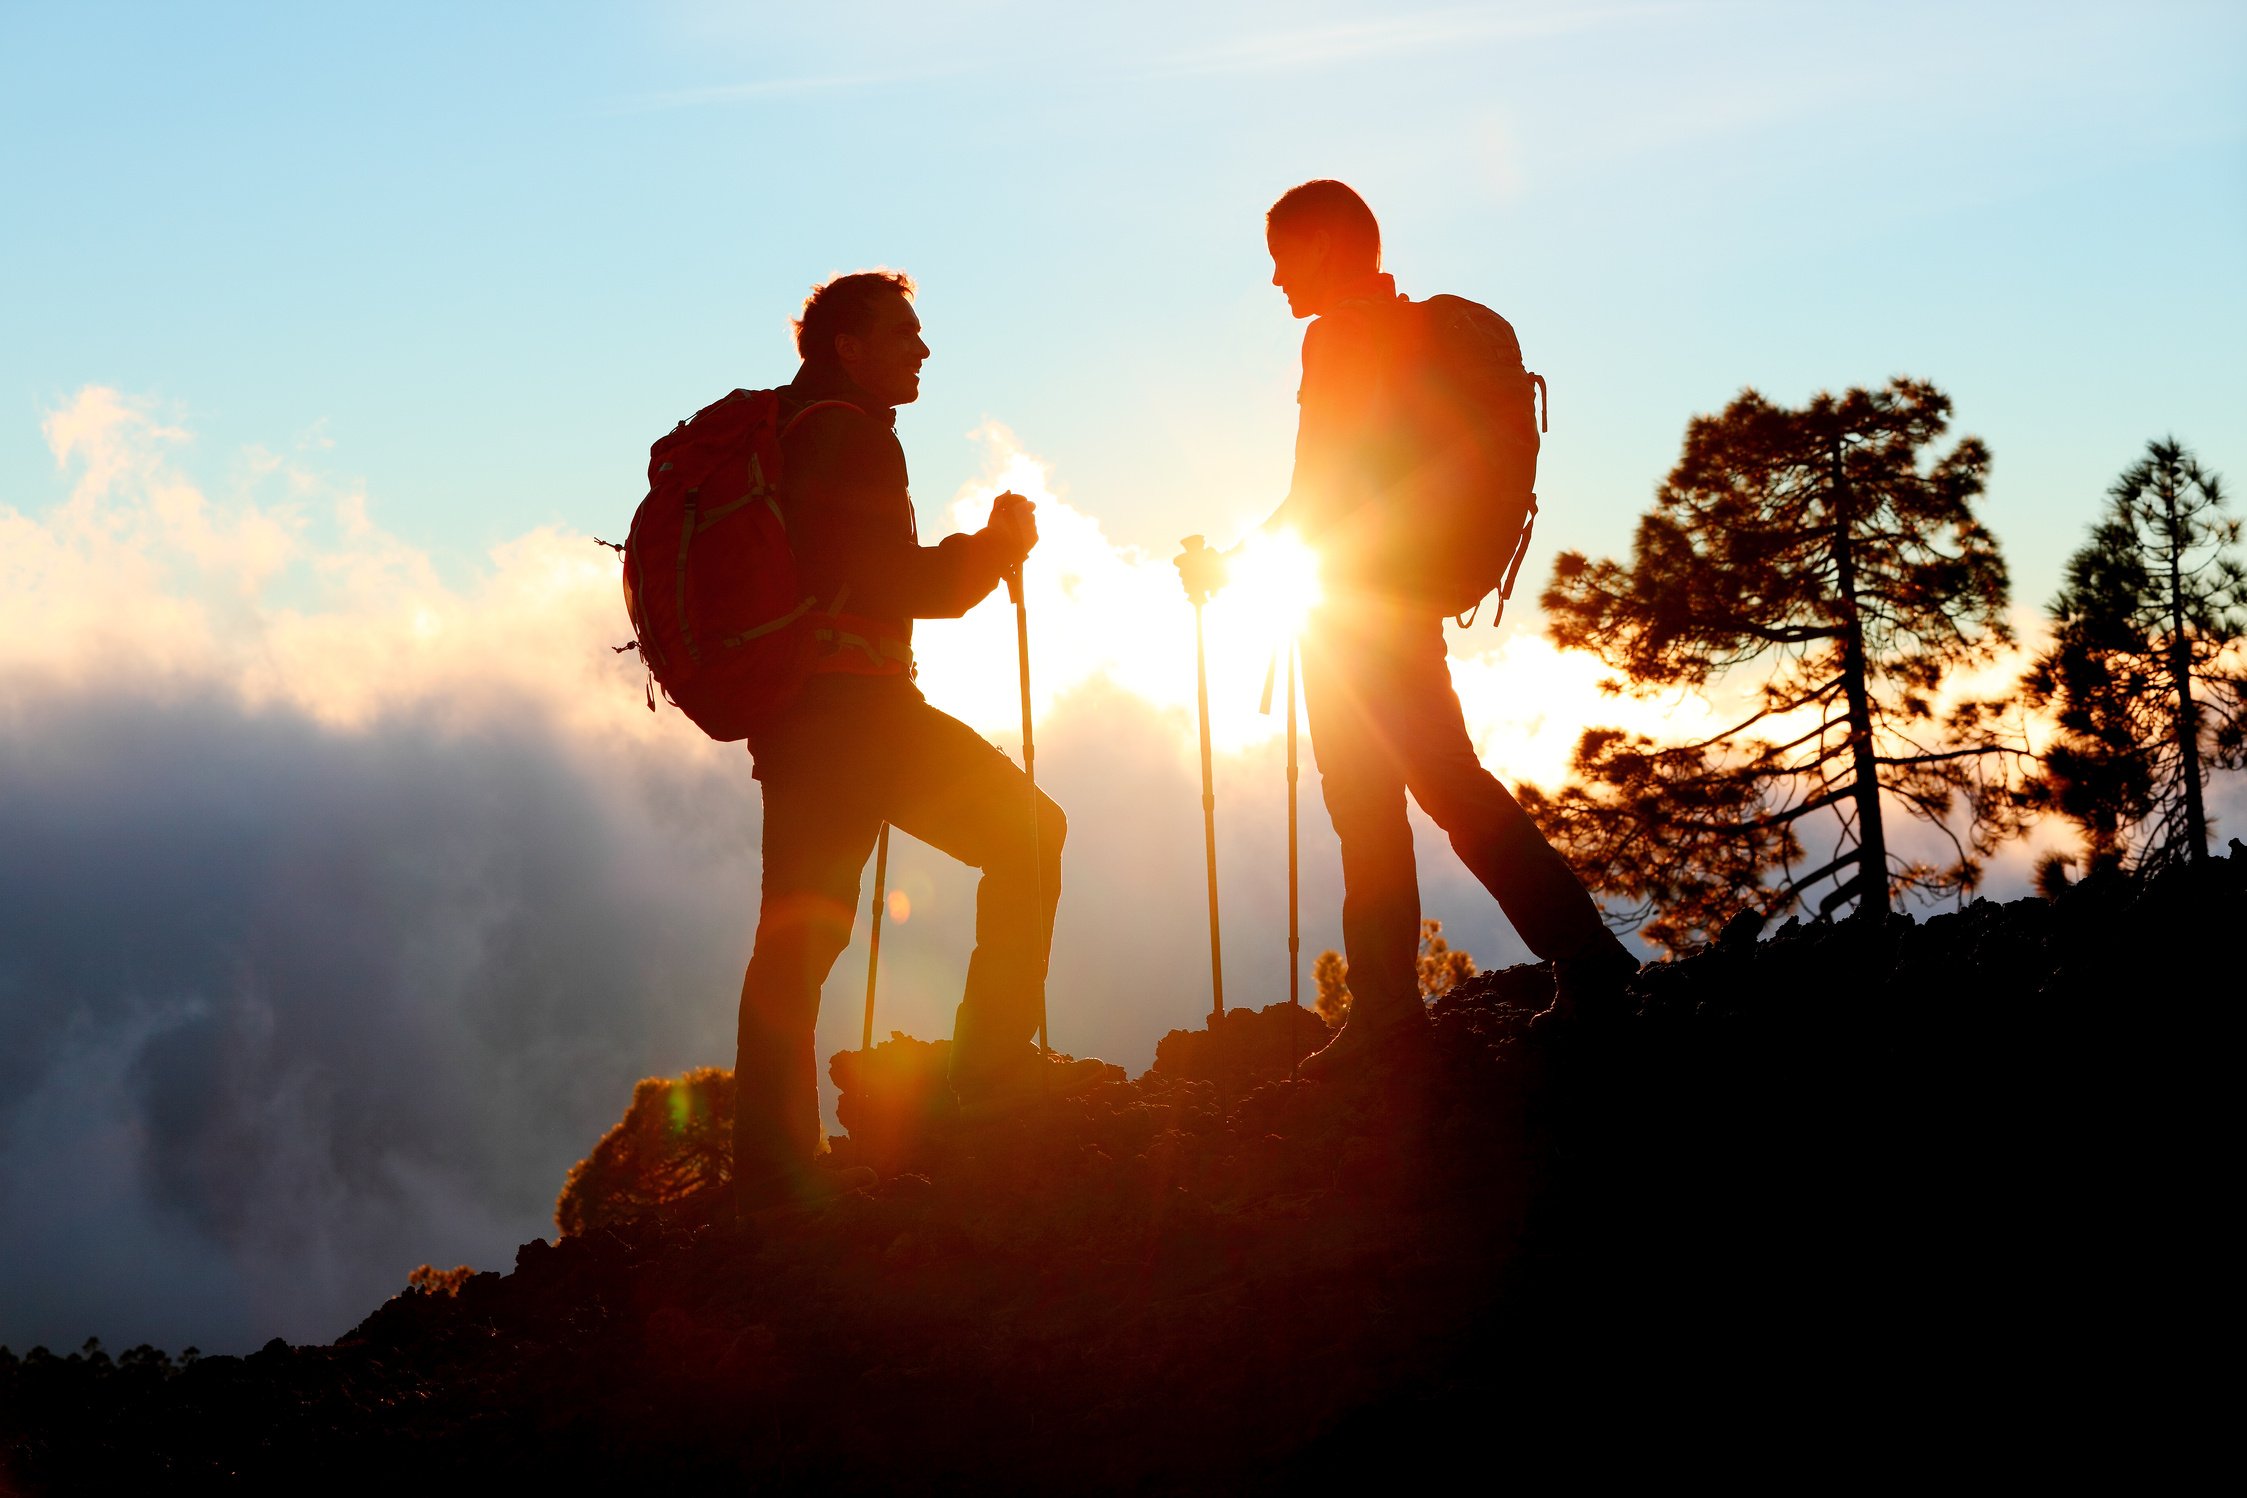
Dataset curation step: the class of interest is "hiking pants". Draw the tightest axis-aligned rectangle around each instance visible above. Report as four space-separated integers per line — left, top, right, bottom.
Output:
1301 599 1609 1020
734 676 1063 1189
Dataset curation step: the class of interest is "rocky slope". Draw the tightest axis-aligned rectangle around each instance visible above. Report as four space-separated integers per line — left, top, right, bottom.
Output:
6 848 2239 1491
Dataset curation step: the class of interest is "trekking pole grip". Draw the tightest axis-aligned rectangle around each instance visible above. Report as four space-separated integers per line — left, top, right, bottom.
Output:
1179 534 1211 606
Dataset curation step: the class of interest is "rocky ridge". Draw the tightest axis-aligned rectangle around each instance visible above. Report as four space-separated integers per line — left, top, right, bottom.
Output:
5 848 2239 1491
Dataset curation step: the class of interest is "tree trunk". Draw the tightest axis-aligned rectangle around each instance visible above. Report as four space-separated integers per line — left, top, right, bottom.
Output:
1830 435 1888 916
2159 463 2208 861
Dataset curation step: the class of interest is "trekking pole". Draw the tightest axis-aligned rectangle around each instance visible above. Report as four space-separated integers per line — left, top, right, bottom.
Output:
1259 643 1303 1078
1181 536 1226 1020
861 822 890 1052
1286 641 1301 1078
1006 562 1050 1056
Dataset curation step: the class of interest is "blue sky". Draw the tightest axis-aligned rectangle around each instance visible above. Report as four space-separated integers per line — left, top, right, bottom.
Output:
1 2 2242 1355
5 1 2241 595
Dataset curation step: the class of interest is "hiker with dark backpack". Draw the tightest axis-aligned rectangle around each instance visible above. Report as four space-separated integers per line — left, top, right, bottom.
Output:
1174 180 1638 1076
620 270 1109 1215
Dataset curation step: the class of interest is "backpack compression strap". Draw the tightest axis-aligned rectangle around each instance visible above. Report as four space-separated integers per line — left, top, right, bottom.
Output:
1489 493 1539 629
810 612 913 677
797 584 911 678
1462 372 1548 628
776 398 912 674
1487 372 1548 625
777 402 916 678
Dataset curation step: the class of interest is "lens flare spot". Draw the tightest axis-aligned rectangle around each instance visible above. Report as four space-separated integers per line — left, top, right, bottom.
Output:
887 889 911 923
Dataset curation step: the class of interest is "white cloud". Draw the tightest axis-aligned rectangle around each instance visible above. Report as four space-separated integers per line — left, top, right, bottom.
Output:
3 386 705 752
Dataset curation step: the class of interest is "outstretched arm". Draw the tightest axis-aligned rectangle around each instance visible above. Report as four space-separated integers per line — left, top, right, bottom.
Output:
786 407 1027 619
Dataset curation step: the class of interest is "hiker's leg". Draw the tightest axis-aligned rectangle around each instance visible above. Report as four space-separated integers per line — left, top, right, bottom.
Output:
1384 612 1613 962
1302 607 1421 1020
878 697 1065 1072
736 753 882 1193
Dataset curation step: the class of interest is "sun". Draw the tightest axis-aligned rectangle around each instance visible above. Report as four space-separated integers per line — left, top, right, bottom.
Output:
1207 529 1322 653
1159 528 1321 747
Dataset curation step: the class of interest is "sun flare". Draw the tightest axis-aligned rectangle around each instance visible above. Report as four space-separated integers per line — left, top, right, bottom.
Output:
912 427 1746 764
1207 529 1322 651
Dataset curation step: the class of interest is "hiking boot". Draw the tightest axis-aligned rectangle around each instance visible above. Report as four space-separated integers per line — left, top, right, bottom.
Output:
1296 1001 1434 1083
1531 937 1640 1032
734 1164 877 1220
953 1047 1115 1121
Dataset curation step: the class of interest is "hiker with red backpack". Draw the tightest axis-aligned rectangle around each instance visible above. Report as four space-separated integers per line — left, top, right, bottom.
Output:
618 270 1108 1214
1174 180 1639 1076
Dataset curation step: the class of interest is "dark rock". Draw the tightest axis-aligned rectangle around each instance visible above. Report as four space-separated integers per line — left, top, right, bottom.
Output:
7 860 2236 1487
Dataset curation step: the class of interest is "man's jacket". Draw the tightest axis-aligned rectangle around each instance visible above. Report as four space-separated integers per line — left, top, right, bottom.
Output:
1266 272 1414 596
777 360 1014 679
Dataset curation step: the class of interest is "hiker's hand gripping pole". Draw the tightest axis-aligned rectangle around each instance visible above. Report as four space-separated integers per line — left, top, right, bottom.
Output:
1180 536 1226 1020
1006 562 1050 1056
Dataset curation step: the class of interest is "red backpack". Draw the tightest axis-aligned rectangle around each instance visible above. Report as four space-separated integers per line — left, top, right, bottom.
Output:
610 388 861 742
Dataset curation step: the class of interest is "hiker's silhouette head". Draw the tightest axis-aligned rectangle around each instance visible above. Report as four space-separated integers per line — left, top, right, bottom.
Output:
795 269 927 406
1266 180 1382 320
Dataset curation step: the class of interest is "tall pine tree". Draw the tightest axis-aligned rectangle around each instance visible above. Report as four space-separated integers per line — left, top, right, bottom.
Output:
1535 378 2011 949
2021 438 2245 870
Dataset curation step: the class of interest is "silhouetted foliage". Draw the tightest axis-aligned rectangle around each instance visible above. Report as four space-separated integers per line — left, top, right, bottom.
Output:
1312 949 1351 1027
2017 438 2245 869
1540 378 2013 948
553 1067 736 1238
1517 727 1789 954
403 1264 476 1298
2031 851 2080 900
1416 919 1475 998
1311 919 1475 1023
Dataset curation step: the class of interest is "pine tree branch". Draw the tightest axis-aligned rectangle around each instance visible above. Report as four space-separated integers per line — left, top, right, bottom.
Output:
1698 617 1848 645
1762 705 1849 757
1675 679 1845 752
1739 787 1850 831
1875 745 2007 767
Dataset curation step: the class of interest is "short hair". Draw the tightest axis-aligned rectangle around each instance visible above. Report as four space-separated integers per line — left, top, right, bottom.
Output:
1266 180 1381 269
794 269 917 361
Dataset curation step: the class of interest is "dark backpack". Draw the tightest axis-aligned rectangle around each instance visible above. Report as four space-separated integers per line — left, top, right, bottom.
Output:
1391 294 1547 624
611 389 858 742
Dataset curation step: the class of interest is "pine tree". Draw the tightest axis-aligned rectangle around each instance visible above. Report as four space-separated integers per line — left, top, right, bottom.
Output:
1311 949 1351 1028
1414 919 1476 999
1310 919 1477 1024
553 1067 736 1238
2022 438 2246 869
1538 378 2011 948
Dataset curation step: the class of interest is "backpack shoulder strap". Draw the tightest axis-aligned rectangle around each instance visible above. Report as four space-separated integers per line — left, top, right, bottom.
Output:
778 398 865 439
